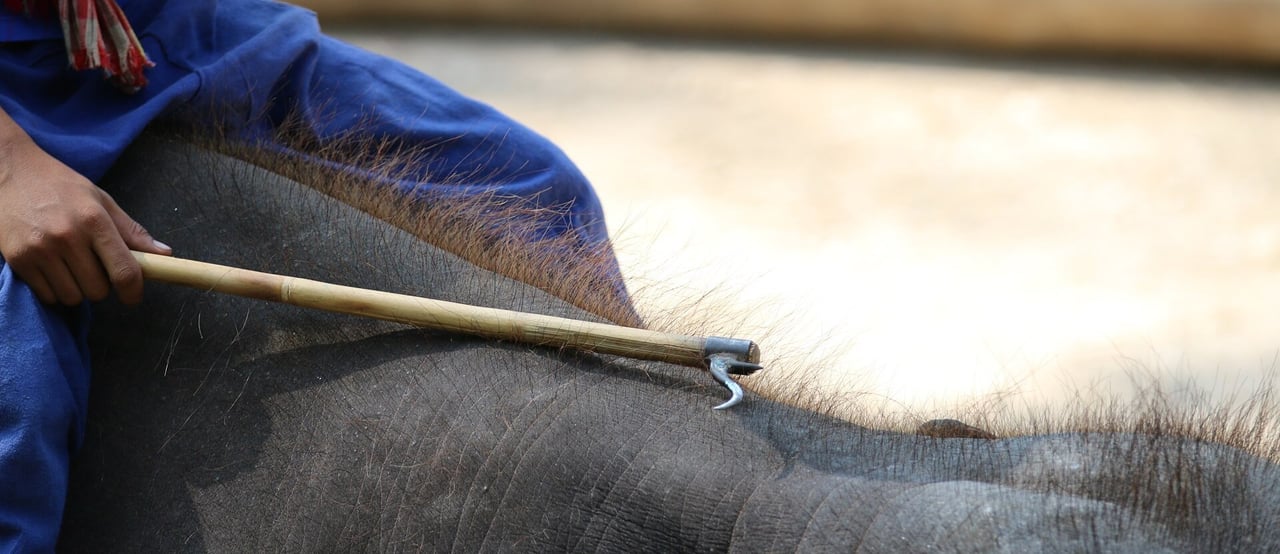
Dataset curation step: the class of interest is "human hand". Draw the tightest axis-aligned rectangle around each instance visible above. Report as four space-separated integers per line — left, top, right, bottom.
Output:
0 132 171 306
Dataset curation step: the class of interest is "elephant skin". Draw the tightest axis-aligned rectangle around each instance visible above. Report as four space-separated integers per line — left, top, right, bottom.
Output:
60 133 1280 552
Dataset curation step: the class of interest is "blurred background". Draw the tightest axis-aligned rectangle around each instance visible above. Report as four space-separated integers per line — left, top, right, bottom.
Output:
289 1 1280 420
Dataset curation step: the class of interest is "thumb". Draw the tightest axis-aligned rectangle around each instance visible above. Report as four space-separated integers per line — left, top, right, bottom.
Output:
102 194 172 255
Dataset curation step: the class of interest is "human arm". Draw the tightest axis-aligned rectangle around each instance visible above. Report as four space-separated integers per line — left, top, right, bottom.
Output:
0 105 171 306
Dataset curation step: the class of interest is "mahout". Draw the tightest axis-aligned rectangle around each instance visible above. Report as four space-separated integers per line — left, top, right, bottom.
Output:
60 131 1280 552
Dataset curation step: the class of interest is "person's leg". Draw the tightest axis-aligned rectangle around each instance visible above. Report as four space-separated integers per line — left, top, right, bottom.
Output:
265 34 611 245
166 1 633 313
0 262 92 552
268 35 640 313
158 0 609 246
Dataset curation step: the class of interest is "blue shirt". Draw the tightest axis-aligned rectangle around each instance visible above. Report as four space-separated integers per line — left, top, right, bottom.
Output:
0 9 59 41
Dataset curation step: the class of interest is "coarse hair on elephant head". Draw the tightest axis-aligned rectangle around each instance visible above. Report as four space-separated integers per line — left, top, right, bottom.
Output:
59 122 1280 552
164 111 644 328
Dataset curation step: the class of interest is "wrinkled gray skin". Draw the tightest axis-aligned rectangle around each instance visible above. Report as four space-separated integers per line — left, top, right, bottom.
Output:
59 134 1280 552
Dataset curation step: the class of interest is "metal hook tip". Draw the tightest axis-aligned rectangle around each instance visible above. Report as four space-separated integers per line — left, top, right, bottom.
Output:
709 356 747 410
712 391 743 410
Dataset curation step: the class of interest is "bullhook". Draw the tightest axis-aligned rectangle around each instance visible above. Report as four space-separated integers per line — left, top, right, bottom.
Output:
131 251 764 409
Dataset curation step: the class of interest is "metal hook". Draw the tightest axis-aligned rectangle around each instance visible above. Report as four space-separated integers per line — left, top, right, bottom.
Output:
708 354 764 410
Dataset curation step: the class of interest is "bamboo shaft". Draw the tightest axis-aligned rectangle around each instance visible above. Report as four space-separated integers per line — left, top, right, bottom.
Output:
133 251 717 367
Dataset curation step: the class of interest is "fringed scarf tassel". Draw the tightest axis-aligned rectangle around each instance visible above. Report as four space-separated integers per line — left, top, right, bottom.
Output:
5 0 154 93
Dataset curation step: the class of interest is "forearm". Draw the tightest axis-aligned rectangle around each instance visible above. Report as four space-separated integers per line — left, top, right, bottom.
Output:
0 104 36 181
0 103 33 149
0 104 47 207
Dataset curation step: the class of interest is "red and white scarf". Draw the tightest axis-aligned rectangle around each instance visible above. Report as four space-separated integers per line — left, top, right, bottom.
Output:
4 0 153 93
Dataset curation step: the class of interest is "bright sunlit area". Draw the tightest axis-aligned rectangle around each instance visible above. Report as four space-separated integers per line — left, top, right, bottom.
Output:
293 0 1280 422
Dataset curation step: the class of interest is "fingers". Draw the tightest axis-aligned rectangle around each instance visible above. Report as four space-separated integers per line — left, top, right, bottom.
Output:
92 242 144 306
103 194 170 256
80 200 144 306
99 193 170 305
20 266 58 306
62 240 111 302
50 201 121 305
45 258 92 305
7 248 99 306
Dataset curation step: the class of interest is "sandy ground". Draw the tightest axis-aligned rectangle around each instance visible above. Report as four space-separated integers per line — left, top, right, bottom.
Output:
333 27 1280 418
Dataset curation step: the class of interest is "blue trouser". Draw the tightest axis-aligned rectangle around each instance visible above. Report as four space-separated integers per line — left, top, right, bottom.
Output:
1 1 607 240
1 1 612 549
0 267 92 552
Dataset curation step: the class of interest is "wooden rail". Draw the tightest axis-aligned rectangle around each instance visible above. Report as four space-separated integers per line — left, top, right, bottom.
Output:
290 0 1280 64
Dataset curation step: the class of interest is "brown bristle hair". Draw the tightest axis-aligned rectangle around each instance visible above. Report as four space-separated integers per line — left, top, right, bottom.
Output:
168 113 643 328
156 113 1280 464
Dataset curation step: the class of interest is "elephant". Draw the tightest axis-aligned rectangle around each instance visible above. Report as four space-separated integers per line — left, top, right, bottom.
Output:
58 131 1280 552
